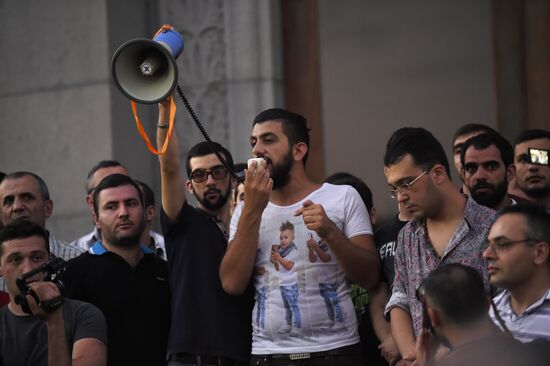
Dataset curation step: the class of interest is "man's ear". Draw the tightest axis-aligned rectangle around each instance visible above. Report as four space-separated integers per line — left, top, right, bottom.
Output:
293 142 308 162
369 207 377 227
44 199 53 219
431 165 448 185
146 205 156 222
92 211 100 229
186 180 194 194
506 164 516 183
427 307 441 327
533 241 550 266
86 194 93 209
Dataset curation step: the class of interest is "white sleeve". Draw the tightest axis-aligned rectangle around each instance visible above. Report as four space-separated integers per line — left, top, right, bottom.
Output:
343 186 373 237
228 201 243 242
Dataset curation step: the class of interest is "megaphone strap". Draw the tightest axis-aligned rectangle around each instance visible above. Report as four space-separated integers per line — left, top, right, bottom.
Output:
131 97 176 155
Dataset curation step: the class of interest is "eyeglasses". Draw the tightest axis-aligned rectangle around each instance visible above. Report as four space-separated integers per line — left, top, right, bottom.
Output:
483 238 539 253
389 168 431 199
190 166 228 183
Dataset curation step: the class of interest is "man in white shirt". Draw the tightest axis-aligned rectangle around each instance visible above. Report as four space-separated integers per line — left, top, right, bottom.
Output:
220 108 380 364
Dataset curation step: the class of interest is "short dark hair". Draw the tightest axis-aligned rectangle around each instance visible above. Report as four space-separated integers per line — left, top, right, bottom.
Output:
0 172 5 183
280 220 294 232
453 123 497 144
384 127 451 177
514 129 550 147
422 263 487 326
2 172 50 200
460 132 514 168
496 204 550 245
86 160 127 193
92 174 143 216
324 172 374 212
134 180 155 208
253 108 311 165
185 141 234 179
0 219 49 258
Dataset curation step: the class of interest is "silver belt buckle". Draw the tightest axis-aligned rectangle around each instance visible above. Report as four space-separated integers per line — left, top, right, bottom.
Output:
289 352 311 360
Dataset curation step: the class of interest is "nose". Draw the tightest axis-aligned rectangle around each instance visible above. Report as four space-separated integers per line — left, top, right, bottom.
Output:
482 244 495 260
205 172 217 186
252 142 264 159
395 190 409 203
12 196 25 211
528 163 539 172
21 257 34 274
473 168 489 184
118 204 129 217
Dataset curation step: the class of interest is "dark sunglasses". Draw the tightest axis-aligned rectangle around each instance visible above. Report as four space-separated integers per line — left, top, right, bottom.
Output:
190 166 228 183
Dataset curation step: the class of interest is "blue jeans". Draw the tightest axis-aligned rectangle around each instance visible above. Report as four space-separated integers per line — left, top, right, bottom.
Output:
280 284 302 327
256 286 267 328
319 283 343 322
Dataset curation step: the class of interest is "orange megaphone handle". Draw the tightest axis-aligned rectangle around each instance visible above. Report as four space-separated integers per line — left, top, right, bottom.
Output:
131 97 176 155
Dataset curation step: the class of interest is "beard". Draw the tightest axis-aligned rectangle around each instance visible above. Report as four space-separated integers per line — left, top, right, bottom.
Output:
103 218 146 248
523 182 550 198
270 149 293 190
194 181 231 210
469 179 508 209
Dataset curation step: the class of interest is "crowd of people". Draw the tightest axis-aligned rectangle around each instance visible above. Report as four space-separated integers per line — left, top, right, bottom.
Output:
0 101 549 365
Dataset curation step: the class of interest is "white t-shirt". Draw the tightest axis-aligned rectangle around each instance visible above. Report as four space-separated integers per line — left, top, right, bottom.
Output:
230 183 373 354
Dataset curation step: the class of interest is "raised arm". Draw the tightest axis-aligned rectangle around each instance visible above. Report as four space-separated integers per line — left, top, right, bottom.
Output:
220 161 272 294
27 282 70 366
157 98 186 222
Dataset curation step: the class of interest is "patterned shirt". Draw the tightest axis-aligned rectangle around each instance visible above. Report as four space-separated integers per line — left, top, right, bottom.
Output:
0 233 84 291
384 197 495 336
490 288 550 342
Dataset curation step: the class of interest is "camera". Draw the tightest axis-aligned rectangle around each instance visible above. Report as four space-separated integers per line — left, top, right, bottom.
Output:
14 257 66 315
528 148 549 166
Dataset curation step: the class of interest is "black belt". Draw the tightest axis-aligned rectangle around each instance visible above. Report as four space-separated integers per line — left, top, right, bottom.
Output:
256 344 359 360
168 353 237 366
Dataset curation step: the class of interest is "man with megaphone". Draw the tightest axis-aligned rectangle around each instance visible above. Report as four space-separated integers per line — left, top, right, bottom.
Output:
156 98 254 366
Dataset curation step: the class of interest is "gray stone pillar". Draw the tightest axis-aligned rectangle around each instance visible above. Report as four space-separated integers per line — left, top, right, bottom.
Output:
159 0 284 165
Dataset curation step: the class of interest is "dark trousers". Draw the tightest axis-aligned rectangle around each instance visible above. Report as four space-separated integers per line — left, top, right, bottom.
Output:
249 344 362 366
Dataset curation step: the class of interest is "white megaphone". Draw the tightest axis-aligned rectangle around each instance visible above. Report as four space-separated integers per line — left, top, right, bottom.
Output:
112 25 184 104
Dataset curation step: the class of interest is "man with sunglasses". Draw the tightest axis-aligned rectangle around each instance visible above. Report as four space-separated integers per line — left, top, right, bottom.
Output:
156 100 254 366
383 127 495 364
483 204 550 342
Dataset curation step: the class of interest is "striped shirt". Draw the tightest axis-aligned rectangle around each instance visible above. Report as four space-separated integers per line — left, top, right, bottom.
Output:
384 197 496 336
0 233 84 291
490 288 550 342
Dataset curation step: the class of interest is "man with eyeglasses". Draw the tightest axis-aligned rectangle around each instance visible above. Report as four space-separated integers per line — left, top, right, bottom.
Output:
156 100 254 366
383 127 495 365
483 204 550 342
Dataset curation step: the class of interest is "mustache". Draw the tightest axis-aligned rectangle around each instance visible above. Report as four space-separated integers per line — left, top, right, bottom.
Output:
116 219 134 226
472 181 494 191
205 188 222 195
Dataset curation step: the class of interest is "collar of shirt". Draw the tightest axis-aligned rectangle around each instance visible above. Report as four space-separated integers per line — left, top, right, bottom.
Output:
89 240 154 255
410 197 487 258
194 207 229 240
501 288 550 316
